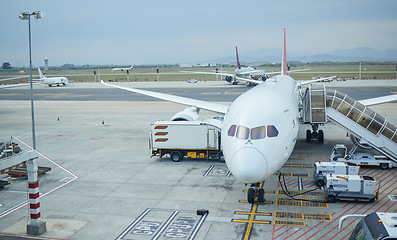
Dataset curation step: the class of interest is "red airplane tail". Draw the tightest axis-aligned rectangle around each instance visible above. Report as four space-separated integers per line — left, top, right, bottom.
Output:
235 46 241 69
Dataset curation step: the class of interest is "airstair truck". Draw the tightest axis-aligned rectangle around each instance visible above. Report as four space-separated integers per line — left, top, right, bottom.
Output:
325 174 379 203
150 121 222 162
313 162 360 187
330 144 397 170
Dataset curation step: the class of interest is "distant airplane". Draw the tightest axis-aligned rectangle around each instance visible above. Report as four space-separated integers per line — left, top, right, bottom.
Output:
101 29 397 203
112 65 134 71
184 47 266 85
38 67 68 87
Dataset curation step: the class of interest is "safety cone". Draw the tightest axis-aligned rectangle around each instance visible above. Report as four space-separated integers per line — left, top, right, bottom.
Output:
346 132 349 137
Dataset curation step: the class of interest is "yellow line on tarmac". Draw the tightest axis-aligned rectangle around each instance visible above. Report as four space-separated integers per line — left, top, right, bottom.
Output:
232 219 271 224
243 202 257 240
235 211 271 216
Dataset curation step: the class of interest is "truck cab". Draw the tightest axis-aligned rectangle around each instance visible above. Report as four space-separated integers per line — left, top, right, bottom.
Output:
339 212 397 240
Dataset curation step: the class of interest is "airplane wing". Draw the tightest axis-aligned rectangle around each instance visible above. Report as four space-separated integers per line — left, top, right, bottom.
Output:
101 80 229 114
297 76 336 86
238 70 264 75
235 77 262 85
359 94 397 106
0 82 40 89
180 71 235 77
267 68 311 76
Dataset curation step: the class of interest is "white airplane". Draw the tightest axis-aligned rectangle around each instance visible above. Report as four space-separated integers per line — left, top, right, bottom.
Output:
184 47 266 85
112 65 134 71
101 29 397 203
38 67 68 87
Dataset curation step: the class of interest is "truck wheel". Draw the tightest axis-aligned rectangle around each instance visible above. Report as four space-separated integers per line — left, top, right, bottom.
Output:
380 163 389 170
306 130 312 143
170 151 182 162
327 195 336 203
248 188 255 204
217 152 225 163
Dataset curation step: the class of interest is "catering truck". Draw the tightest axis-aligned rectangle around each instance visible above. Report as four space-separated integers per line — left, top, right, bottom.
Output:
149 121 222 162
324 174 380 203
313 161 360 187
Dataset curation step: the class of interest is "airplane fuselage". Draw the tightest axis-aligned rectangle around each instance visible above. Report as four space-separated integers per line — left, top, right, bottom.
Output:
42 77 68 86
222 74 299 183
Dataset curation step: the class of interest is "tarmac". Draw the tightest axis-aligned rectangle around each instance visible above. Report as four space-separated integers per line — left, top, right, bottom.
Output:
0 80 396 239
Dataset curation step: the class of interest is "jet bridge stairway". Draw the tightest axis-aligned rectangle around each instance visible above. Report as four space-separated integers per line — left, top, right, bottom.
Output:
302 85 397 163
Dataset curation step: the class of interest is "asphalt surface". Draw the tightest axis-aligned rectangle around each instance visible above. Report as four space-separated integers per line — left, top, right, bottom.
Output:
0 85 396 102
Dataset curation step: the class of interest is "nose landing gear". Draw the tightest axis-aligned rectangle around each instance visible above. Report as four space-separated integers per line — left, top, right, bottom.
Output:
306 124 324 143
247 182 265 204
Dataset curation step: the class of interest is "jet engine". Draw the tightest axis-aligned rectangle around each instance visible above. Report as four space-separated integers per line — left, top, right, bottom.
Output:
170 107 202 121
225 76 233 83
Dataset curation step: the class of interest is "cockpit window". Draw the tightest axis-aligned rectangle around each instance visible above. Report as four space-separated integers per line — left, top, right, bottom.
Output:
251 126 266 140
236 126 250 139
227 125 237 137
267 125 279 137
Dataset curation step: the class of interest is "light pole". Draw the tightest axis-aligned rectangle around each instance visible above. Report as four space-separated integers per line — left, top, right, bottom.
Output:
19 11 47 236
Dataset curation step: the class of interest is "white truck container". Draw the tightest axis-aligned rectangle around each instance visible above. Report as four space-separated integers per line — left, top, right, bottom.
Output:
150 121 222 162
325 174 380 203
313 161 360 187
330 144 397 170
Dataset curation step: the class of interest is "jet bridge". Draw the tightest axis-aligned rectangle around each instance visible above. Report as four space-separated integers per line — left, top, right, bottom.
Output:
302 85 397 163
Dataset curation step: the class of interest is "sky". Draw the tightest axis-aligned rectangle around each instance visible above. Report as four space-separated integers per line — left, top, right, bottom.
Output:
1 0 397 67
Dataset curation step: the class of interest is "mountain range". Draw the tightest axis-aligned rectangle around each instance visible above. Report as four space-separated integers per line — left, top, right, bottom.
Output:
207 47 397 65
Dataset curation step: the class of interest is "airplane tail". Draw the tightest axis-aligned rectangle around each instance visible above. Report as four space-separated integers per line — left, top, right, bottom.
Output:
38 67 45 79
235 46 241 69
281 28 288 76
131 65 134 69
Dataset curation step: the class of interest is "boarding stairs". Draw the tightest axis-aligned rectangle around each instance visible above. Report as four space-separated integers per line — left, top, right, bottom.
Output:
0 139 38 176
302 85 397 163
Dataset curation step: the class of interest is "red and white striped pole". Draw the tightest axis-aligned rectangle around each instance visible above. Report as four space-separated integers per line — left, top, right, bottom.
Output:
26 152 46 235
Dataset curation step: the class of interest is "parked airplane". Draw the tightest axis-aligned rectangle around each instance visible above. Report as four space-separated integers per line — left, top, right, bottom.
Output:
112 65 134 71
38 68 68 87
182 47 265 85
101 29 397 203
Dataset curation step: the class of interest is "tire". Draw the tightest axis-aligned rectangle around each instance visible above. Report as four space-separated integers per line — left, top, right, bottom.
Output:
380 163 389 170
327 195 336 203
318 130 324 143
306 130 312 143
257 189 264 203
217 152 225 163
170 151 182 162
248 188 255 204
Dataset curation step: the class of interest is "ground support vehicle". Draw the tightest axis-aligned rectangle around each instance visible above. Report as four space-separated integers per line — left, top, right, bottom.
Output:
150 121 222 162
325 174 380 202
339 212 397 239
313 161 359 187
330 144 397 170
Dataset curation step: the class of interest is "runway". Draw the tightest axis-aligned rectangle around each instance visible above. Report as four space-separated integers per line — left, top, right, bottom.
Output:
0 80 396 239
0 81 397 102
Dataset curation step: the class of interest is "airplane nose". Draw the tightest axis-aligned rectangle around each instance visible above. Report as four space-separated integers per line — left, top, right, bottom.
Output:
230 147 268 183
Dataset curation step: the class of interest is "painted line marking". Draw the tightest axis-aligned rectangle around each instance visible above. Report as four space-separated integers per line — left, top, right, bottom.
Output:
274 211 332 221
274 220 306 226
0 137 78 219
116 208 207 240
